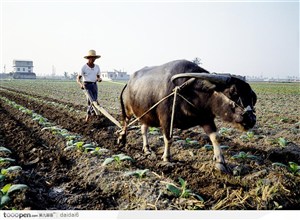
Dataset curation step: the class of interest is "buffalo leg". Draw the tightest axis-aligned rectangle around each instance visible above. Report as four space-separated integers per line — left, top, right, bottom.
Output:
209 132 225 163
117 120 128 146
141 124 151 154
203 124 230 173
161 133 172 162
209 132 230 173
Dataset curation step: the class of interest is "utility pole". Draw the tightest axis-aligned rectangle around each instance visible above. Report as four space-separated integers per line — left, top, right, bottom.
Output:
52 65 56 77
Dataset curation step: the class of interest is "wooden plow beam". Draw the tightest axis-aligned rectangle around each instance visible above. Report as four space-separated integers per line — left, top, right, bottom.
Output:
82 89 122 129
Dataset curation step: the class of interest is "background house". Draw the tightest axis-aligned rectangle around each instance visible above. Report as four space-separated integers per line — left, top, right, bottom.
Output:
101 70 130 81
12 60 36 79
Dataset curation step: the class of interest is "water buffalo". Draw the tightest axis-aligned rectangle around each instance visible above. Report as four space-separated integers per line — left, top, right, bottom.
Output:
118 60 257 173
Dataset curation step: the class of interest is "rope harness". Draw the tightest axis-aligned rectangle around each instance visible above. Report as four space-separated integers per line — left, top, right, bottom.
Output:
125 78 197 137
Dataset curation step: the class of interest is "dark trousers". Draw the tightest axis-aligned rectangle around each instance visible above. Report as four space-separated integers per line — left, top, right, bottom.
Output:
84 82 98 115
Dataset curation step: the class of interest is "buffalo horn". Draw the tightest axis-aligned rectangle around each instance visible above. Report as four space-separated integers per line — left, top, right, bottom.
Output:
171 73 231 84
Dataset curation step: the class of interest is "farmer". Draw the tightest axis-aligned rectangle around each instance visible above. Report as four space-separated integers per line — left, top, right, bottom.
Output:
77 49 102 122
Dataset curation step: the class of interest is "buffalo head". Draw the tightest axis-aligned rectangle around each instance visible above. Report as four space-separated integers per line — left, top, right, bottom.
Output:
171 73 257 131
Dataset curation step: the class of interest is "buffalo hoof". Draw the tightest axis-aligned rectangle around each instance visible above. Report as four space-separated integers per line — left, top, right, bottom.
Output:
215 162 231 174
162 156 170 162
157 161 175 168
144 150 151 156
117 135 126 147
143 145 151 155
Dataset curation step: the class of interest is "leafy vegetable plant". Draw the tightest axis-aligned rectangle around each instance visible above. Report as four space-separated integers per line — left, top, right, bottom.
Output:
203 144 229 151
231 151 258 161
102 154 134 166
0 147 12 155
64 141 96 152
90 147 109 156
0 158 15 165
0 184 28 209
277 137 288 148
148 127 160 135
166 177 204 201
272 162 300 175
124 169 149 179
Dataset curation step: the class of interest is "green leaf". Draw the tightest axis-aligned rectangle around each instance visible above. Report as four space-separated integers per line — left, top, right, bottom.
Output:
246 131 255 138
272 162 287 168
1 184 12 194
220 145 229 150
83 144 95 149
188 140 199 145
41 126 57 131
90 148 109 155
278 137 288 147
288 162 300 174
102 158 115 166
7 184 28 195
204 144 213 151
84 147 95 152
182 189 192 198
190 193 204 202
0 147 12 154
1 169 7 175
3 166 22 173
0 174 6 182
124 169 149 178
65 135 78 141
166 184 181 197
232 154 240 159
74 141 85 148
64 145 76 151
115 154 134 162
66 140 74 146
178 177 186 188
139 169 149 177
0 195 10 207
149 127 160 135
0 157 15 163
124 170 138 177
246 154 258 160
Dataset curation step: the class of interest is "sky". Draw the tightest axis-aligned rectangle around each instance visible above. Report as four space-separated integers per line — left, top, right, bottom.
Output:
0 0 299 78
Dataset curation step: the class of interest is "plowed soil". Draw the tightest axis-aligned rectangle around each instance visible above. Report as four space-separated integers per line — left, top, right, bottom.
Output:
0 83 299 210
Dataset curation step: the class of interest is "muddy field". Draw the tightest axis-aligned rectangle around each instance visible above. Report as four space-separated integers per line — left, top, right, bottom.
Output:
0 80 299 210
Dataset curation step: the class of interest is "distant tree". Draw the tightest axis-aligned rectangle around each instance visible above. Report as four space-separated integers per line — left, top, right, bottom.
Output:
70 72 78 80
64 72 69 79
192 57 202 66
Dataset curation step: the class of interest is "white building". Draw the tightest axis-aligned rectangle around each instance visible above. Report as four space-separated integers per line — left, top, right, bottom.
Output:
13 60 36 79
101 70 130 81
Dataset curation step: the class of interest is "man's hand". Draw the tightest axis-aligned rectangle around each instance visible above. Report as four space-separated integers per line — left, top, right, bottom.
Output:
97 77 102 82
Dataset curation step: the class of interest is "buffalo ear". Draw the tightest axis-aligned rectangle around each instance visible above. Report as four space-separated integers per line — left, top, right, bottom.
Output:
229 85 237 95
222 85 237 98
229 85 236 94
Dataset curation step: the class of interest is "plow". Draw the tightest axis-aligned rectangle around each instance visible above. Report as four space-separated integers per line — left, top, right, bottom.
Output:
82 89 122 128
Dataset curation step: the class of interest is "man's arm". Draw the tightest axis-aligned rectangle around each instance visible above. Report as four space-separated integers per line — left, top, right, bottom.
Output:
96 74 102 82
77 74 84 89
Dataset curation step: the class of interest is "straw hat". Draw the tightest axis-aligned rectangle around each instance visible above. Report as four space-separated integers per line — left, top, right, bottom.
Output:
84 50 101 59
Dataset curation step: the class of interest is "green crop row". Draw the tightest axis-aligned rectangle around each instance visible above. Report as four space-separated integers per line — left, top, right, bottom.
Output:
0 88 84 116
0 146 28 209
